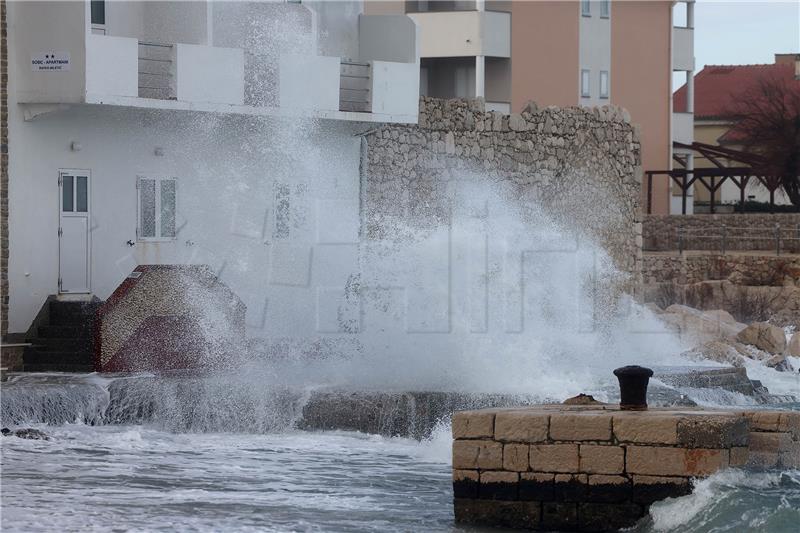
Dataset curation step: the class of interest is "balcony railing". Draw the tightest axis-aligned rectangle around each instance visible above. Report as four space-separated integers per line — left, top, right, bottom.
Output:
339 60 371 113
138 42 175 100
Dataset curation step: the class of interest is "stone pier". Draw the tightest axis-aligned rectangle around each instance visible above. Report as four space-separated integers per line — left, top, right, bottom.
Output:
452 405 800 531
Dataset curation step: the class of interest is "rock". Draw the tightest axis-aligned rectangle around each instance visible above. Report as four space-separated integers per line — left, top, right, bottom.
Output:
660 304 746 343
787 332 800 357
764 354 793 372
1 427 49 440
562 393 602 405
735 322 787 354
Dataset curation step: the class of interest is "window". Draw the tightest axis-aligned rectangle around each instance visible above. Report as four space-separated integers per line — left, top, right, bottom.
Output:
90 1 105 25
599 70 609 99
600 0 610 18
137 177 177 241
581 69 591 98
581 0 591 17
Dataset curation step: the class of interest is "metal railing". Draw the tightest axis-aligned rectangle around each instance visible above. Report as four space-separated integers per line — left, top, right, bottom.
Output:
339 60 370 113
675 224 800 256
138 41 174 100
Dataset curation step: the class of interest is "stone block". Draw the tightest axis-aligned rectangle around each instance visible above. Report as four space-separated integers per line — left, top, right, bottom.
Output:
578 503 647 532
479 471 519 500
519 473 554 501
452 410 495 439
729 446 749 467
454 499 541 529
749 431 793 452
530 444 580 473
613 414 678 444
580 444 625 474
586 475 631 503
453 439 503 470
625 446 728 477
550 413 612 441
676 415 749 448
503 443 530 472
453 469 479 499
494 411 549 442
631 475 692 504
748 411 800 439
541 502 578 531
554 473 588 502
747 451 780 470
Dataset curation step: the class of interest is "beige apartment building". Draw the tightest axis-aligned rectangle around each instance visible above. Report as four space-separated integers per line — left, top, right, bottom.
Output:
366 0 696 215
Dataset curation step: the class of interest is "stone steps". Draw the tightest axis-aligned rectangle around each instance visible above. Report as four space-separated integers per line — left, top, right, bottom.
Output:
23 299 102 372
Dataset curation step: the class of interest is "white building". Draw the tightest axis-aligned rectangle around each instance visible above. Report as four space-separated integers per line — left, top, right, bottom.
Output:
3 0 420 339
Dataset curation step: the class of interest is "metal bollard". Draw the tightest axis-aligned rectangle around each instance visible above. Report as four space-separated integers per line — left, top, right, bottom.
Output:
613 366 654 411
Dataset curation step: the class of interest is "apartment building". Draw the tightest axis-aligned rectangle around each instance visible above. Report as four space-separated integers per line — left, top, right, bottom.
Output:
2 0 419 338
366 0 696 215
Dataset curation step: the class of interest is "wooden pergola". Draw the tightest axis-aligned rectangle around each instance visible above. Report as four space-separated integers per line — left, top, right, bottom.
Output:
645 141 781 214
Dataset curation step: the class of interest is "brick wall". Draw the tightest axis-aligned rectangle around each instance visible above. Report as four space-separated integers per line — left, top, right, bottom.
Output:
643 214 800 253
1 0 8 337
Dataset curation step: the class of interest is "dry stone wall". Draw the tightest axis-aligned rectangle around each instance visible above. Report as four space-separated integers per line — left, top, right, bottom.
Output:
644 214 800 253
642 254 800 286
364 97 643 280
452 405 800 531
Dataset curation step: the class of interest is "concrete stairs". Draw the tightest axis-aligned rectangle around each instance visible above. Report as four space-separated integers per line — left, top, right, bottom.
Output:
23 300 102 372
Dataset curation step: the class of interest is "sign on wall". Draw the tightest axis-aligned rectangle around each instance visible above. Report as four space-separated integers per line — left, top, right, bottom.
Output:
31 52 71 72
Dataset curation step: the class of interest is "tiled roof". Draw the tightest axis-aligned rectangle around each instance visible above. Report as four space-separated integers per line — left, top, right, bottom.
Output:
674 62 797 120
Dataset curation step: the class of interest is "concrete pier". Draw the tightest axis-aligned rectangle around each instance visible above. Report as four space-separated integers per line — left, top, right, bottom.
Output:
451 405 800 531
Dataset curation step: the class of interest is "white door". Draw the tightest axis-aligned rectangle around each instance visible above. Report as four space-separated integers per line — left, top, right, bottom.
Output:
58 170 91 293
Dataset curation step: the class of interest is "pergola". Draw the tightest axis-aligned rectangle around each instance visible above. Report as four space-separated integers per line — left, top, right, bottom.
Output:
645 141 782 214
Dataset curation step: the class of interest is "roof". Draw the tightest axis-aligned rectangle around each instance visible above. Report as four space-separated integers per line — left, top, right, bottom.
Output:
674 62 797 121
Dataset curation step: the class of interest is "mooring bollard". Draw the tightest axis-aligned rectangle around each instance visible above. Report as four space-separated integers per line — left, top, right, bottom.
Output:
613 365 654 410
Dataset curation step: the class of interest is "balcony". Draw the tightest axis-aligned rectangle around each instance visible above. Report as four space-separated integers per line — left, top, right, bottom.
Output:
278 15 420 122
408 10 510 59
672 112 694 145
672 26 694 72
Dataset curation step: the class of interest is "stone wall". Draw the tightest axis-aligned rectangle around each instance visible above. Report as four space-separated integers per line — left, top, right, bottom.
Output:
1 0 8 337
451 405 799 531
643 214 800 253
364 97 643 280
642 254 800 286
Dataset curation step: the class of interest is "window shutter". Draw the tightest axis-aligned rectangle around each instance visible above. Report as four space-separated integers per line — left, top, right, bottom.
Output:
138 178 157 239
160 179 177 239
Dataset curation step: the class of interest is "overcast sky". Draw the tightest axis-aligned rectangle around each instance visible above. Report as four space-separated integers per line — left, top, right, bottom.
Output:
693 0 800 70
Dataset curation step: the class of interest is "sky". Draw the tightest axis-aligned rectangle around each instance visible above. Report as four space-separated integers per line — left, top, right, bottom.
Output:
692 0 800 70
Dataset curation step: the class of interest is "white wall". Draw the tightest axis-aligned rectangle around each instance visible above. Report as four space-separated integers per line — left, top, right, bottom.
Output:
11 0 87 104
409 11 510 58
7 105 363 337
578 2 611 106
85 35 138 98
174 44 244 105
279 55 340 112
371 61 420 116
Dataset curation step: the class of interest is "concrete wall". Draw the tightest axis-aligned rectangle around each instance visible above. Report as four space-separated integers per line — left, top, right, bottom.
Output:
85 35 138 98
173 43 244 105
611 1 672 215
510 1 579 110
11 0 87 104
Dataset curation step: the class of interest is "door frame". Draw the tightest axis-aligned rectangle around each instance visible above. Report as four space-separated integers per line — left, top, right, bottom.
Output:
58 168 92 294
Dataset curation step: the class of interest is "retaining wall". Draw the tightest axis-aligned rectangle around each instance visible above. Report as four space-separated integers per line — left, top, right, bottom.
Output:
451 405 799 531
643 214 800 253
